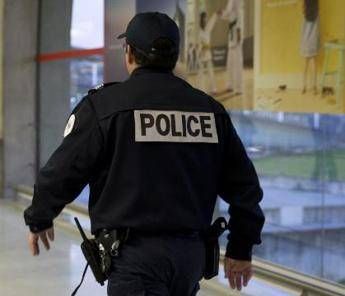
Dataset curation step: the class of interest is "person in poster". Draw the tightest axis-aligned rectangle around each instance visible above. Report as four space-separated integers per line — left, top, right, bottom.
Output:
197 11 218 95
219 0 243 96
301 0 320 95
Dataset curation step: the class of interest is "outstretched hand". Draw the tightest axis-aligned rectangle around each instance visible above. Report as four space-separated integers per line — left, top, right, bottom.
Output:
28 227 55 256
224 257 253 291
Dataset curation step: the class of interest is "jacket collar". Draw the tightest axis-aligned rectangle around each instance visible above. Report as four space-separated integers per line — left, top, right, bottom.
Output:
130 66 173 77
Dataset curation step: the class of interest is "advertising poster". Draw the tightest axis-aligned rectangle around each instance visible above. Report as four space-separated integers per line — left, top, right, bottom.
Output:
181 0 345 114
182 0 255 111
254 0 345 114
136 0 187 64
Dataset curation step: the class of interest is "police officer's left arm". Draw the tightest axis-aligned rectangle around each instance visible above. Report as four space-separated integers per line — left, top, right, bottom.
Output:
24 97 103 235
218 114 265 261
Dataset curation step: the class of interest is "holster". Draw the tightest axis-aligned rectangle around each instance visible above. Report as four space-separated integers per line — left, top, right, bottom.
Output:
73 218 130 296
203 217 227 280
80 238 108 285
95 228 130 278
76 224 129 285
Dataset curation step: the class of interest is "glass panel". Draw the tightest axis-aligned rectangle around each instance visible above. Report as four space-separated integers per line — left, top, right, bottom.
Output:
40 0 104 53
322 115 345 282
71 0 104 49
70 56 104 107
218 110 345 284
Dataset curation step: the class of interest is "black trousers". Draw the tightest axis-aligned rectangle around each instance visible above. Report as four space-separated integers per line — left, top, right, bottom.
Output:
107 233 205 296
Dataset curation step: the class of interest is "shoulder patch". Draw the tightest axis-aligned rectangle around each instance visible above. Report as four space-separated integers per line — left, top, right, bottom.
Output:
64 114 76 137
88 81 120 95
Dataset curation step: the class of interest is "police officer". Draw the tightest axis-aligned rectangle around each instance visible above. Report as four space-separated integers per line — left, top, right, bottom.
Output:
24 12 265 295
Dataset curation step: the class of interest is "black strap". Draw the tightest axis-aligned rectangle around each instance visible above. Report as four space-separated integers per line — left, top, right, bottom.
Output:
71 263 89 296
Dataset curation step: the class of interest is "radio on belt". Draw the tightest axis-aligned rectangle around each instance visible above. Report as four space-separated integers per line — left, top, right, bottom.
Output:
134 110 219 143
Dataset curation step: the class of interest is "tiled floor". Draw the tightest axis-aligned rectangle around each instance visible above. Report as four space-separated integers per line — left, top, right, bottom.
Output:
0 200 107 296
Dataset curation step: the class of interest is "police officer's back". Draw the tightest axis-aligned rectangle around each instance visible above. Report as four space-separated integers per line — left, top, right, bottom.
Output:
24 12 265 295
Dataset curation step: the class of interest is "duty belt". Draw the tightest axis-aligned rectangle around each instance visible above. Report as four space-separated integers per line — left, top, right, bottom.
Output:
129 229 201 239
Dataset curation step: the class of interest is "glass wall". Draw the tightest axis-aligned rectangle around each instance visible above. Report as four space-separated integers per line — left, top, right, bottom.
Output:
218 110 345 284
38 0 345 286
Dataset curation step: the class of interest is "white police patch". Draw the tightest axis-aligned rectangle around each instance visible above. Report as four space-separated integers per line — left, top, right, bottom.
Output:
134 110 218 143
64 114 76 137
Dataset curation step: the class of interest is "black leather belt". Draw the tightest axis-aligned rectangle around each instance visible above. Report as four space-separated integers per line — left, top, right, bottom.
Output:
130 229 201 238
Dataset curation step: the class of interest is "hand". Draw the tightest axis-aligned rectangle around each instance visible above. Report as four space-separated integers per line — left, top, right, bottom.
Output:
224 257 252 291
28 227 55 256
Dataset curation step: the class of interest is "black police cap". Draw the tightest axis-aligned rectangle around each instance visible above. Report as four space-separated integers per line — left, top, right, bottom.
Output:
117 12 180 57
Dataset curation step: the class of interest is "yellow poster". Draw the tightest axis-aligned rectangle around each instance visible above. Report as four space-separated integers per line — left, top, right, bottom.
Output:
181 0 345 114
255 0 345 114
180 0 255 110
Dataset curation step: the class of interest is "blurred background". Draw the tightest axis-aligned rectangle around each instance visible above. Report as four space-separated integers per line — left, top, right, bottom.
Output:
0 0 345 295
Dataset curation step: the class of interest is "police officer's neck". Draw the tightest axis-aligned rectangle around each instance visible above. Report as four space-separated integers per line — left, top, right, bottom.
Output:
126 63 140 75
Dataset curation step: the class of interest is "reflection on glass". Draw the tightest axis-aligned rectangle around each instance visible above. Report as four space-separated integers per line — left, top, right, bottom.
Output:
218 110 345 284
40 0 104 53
70 56 104 109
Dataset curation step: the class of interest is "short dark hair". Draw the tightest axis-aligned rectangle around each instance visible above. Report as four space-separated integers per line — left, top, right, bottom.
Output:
129 38 179 70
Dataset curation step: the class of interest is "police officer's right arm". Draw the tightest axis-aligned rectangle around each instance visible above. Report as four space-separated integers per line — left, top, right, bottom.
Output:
24 97 104 234
218 114 265 261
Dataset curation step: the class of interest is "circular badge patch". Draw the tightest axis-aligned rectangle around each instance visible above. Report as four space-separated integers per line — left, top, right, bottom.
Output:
64 114 76 137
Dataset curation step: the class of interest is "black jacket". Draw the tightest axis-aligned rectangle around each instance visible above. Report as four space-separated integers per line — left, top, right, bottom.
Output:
24 67 265 260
